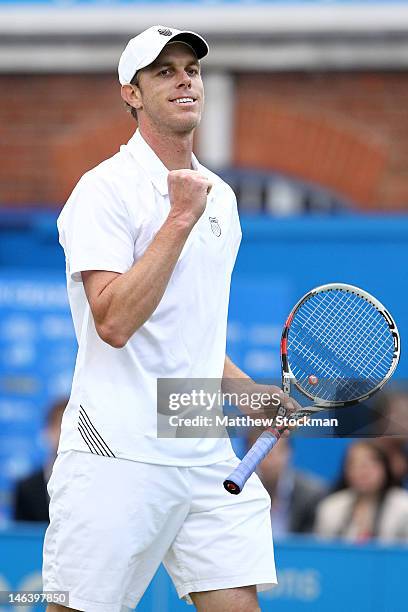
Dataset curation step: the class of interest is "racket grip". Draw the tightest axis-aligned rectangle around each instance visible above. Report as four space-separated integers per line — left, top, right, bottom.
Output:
223 430 279 495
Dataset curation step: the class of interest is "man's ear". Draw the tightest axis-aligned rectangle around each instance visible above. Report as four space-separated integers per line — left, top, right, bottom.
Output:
121 84 143 112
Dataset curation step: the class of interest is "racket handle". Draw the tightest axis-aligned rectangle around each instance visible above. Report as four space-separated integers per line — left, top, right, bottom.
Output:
223 430 280 495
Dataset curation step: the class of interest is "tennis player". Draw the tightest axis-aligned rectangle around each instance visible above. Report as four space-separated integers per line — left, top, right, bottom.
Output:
43 25 285 612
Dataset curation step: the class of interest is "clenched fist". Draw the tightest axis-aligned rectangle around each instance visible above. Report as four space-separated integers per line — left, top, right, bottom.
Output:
168 169 212 227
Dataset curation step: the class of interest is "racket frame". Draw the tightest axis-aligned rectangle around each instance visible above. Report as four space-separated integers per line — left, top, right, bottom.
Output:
280 282 400 410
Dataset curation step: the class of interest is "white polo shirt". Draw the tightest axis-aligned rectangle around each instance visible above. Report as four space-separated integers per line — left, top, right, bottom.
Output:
57 129 242 465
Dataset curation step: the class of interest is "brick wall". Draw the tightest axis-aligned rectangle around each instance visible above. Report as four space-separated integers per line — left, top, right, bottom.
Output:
0 74 135 206
1 72 408 209
235 72 408 210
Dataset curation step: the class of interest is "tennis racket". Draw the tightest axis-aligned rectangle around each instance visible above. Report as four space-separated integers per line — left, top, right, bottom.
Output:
223 283 400 495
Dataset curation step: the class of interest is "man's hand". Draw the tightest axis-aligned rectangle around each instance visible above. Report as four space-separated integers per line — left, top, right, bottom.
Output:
251 383 302 438
168 170 212 227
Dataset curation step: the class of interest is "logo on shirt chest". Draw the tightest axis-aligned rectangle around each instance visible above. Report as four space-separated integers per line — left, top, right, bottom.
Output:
209 216 221 237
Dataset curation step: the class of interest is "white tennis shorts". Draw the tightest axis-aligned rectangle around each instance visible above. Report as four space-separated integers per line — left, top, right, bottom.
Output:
42 451 277 611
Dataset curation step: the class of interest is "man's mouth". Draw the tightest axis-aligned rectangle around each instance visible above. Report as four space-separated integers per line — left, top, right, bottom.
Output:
170 97 197 105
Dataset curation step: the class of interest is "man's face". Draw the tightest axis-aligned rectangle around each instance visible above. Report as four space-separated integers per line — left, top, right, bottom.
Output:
134 42 204 135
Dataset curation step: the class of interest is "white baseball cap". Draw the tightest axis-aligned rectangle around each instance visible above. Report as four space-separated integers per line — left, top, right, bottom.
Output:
118 25 209 85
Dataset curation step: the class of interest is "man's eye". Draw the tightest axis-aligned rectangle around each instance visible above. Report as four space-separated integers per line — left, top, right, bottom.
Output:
159 69 171 76
187 68 199 76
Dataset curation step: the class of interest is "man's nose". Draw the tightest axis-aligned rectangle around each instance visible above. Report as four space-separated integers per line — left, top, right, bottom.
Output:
177 72 192 88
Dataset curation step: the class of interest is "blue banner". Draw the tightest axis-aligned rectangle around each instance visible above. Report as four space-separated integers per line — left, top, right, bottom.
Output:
0 528 407 611
1 0 408 5
0 272 76 522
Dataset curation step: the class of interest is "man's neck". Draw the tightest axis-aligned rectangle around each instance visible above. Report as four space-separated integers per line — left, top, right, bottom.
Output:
139 125 194 171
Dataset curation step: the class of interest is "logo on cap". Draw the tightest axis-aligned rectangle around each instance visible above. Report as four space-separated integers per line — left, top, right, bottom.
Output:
158 28 173 36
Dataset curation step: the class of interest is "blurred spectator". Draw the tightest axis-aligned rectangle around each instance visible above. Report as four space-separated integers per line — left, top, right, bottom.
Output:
370 389 408 436
315 441 408 543
252 434 327 536
371 391 408 487
373 437 408 489
13 398 66 522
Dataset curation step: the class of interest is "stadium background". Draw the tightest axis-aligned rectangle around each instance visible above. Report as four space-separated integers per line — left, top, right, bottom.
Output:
0 1 407 610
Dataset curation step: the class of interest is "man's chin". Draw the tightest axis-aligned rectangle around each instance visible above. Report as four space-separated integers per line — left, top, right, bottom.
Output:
169 114 201 134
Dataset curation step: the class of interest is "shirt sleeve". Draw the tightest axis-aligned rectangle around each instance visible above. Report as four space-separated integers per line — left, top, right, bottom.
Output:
58 172 136 282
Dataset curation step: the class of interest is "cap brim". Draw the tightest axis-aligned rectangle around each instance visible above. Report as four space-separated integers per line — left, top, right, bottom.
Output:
169 31 209 61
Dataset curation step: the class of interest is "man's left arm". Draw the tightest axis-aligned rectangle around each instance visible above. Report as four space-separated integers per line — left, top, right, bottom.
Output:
222 356 299 436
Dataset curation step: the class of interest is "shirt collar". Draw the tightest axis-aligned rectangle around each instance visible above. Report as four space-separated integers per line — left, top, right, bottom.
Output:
126 129 200 196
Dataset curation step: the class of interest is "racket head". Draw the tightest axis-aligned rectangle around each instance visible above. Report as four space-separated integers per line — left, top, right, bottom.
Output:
281 283 400 407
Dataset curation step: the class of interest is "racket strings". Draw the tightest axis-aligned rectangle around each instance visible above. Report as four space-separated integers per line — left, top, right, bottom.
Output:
293 296 369 377
302 294 391 378
289 333 369 401
293 322 390 383
295 292 392 376
293 306 392 386
287 289 395 402
302 293 376 362
296 295 363 376
326 295 392 375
